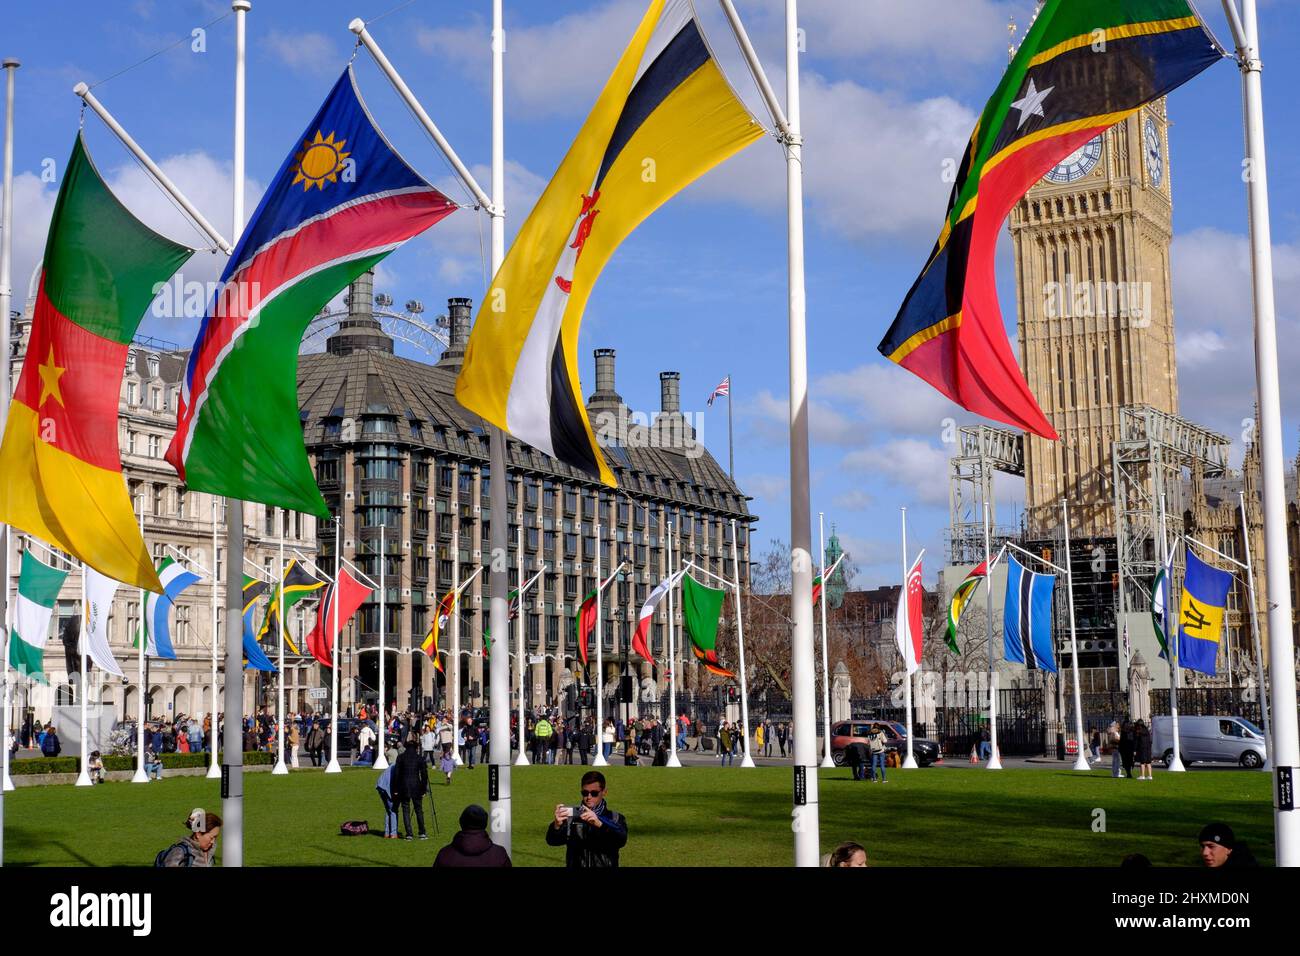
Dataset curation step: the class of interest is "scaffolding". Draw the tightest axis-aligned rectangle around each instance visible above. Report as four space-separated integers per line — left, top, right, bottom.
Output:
1111 404 1231 649
948 425 1025 565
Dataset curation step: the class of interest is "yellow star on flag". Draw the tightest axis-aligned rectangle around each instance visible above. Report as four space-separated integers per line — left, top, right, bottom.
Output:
37 345 66 407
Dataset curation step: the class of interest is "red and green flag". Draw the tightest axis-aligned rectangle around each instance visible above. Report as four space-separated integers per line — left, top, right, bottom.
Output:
0 135 192 593
575 567 621 666
877 0 1224 437
682 572 734 679
946 560 988 654
812 553 846 605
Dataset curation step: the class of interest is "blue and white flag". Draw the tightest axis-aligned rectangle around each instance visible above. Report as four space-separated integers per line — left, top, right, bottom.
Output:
143 557 201 659
1003 553 1057 672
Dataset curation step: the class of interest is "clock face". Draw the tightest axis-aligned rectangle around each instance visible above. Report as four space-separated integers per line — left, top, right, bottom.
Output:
1144 117 1164 188
1045 135 1103 184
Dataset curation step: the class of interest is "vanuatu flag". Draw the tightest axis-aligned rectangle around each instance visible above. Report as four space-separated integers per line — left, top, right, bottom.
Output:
946 560 987 654
167 67 456 516
682 572 734 679
258 558 325 655
0 135 191 593
877 0 1223 437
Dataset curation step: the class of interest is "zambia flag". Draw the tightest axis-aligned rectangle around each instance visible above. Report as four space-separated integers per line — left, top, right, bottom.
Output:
1178 548 1232 676
167 67 456 515
258 558 324 655
455 0 761 485
0 135 191 592
877 0 1223 437
682 572 734 679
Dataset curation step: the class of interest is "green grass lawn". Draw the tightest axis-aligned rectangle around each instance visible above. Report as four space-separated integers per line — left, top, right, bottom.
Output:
2 765 1274 866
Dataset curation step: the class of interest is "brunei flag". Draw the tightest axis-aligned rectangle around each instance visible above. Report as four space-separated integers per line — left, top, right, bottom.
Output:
877 0 1224 437
0 136 191 593
455 0 762 485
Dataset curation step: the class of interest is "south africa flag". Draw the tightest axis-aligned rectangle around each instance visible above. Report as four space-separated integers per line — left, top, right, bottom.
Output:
878 0 1224 437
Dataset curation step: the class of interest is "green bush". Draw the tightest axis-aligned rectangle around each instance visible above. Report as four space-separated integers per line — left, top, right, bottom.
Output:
10 751 274 775
10 757 79 775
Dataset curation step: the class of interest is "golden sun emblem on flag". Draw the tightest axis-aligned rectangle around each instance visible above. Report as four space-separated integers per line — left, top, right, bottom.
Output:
290 130 350 191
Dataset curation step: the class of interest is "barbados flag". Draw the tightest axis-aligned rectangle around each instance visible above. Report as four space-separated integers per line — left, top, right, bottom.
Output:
455 0 762 485
877 0 1223 437
1003 554 1057 672
1178 548 1232 676
167 67 457 516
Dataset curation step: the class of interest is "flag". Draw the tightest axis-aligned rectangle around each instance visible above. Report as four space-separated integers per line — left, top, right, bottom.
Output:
1003 553 1056 672
304 567 372 669
484 568 545 657
945 560 987 655
167 67 456 516
241 576 277 672
1122 621 1131 662
0 135 191 593
1152 555 1172 660
707 376 730 407
575 567 622 665
422 585 464 670
812 553 846 606
896 551 924 675
632 569 684 665
139 557 200 660
82 564 124 678
681 572 733 677
1178 548 1232 676
877 0 1223 436
258 558 324 655
8 550 69 683
455 0 762 485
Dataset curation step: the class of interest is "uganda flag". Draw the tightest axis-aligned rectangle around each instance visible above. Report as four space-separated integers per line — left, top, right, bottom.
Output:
455 0 761 485
877 0 1223 437
0 135 191 593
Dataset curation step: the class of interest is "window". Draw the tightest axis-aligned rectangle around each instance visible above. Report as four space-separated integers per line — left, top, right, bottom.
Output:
177 487 187 518
127 431 137 455
317 458 339 483
126 381 138 406
147 434 159 458
151 387 162 411
362 416 397 436
565 575 578 598
564 534 577 558
363 459 401 480
152 484 165 516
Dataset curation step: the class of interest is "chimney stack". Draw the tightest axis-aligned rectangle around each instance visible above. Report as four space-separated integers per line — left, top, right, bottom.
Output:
327 269 393 355
437 296 474 369
594 348 617 395
660 371 681 414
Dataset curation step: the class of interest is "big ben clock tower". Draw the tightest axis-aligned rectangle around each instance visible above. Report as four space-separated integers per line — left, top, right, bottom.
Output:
1011 101 1179 537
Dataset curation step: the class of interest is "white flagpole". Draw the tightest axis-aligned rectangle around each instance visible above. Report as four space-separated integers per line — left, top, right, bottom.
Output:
984 501 1002 769
132 502 148 782
207 497 220 779
593 522 608 767
221 0 251 868
666 521 681 768
450 518 461 764
1239 491 1270 765
326 518 342 774
75 563 91 786
900 509 917 770
1160 494 1185 773
514 523 528 766
2 528 12 796
817 512 833 768
373 523 388 770
1222 0 1298 863
732 518 754 768
272 509 288 774
1062 500 1090 771
0 60 16 825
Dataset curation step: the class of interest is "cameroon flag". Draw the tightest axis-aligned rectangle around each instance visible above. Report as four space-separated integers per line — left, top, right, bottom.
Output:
0 136 191 593
877 0 1223 437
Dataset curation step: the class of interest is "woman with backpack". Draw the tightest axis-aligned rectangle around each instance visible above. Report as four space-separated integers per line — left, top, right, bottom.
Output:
156 809 222 867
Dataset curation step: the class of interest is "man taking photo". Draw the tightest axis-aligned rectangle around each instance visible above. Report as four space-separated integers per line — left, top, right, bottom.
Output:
546 770 628 867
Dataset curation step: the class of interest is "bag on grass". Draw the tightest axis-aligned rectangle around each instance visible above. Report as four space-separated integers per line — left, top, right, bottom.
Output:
340 820 370 836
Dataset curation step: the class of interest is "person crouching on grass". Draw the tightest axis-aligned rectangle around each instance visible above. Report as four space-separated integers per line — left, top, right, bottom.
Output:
546 770 628 867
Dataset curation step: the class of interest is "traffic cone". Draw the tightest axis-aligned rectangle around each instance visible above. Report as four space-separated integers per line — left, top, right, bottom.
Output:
969 747 978 764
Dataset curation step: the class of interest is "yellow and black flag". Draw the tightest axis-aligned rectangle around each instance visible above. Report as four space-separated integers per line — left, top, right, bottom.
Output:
258 558 325 655
455 0 763 485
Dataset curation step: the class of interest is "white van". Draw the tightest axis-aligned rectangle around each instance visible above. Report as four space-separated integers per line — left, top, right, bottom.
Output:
1151 715 1266 769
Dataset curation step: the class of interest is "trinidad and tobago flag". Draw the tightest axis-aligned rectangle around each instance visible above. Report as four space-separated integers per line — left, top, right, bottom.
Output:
877 0 1224 437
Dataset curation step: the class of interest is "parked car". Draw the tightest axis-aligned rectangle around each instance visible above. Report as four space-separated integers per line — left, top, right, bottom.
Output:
1152 715 1266 768
830 720 940 767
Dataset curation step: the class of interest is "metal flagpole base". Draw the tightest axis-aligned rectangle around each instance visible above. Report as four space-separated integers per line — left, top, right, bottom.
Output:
986 748 1003 770
902 754 919 769
593 753 609 767
75 770 93 787
740 752 756 768
3 771 14 791
324 758 342 774
666 752 682 768
1072 754 1092 772
1167 756 1186 773
374 752 389 770
131 767 148 784
453 753 463 766
271 760 289 775
206 759 221 779
819 753 835 769
513 751 529 766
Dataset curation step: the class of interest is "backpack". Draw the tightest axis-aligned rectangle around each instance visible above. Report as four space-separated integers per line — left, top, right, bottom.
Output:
154 841 194 868
340 820 370 836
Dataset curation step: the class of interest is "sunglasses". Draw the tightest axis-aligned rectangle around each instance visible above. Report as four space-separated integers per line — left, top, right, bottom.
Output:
580 789 603 797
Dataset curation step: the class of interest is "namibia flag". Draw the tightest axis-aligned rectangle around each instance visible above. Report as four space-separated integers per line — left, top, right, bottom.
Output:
878 0 1224 437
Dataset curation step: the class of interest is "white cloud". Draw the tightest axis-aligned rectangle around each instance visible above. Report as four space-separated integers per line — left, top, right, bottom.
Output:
815 362 966 437
843 438 949 506
745 387 867 447
833 488 874 512
744 473 789 503
262 31 339 76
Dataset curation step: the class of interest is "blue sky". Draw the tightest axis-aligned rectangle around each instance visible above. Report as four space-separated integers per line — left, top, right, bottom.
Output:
6 0 1300 587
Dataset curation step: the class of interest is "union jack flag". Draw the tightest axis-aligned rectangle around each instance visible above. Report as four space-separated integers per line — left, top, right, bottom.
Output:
707 376 730 407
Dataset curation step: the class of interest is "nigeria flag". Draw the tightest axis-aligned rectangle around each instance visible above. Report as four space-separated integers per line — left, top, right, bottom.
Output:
9 550 69 683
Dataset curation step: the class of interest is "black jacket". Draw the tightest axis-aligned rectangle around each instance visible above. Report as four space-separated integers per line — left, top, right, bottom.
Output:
545 803 628 867
433 829 512 868
392 746 428 800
